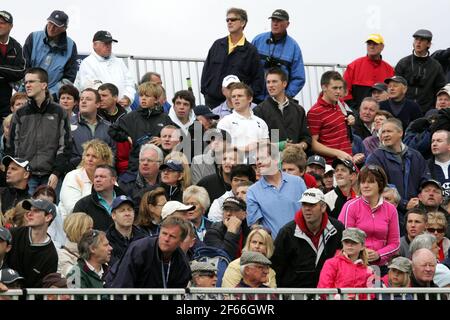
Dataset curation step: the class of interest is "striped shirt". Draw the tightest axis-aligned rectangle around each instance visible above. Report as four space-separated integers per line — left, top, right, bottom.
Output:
307 96 352 164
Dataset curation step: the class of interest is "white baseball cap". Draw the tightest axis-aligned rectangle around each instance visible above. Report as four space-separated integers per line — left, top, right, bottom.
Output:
161 201 195 220
222 75 240 88
299 188 325 204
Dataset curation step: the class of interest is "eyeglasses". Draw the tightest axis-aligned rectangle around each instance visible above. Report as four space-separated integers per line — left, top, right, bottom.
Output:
427 227 445 234
226 18 240 22
139 158 161 163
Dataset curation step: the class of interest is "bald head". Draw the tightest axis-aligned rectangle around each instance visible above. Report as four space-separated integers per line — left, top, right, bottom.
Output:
412 248 437 284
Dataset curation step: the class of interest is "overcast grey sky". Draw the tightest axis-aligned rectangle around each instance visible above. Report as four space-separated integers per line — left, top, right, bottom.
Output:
5 0 449 66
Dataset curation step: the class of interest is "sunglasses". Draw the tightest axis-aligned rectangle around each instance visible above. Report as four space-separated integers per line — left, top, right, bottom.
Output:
226 18 240 22
427 227 445 234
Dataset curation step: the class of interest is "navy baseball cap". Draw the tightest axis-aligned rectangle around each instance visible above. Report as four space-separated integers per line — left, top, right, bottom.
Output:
111 195 134 211
159 159 184 172
194 105 219 120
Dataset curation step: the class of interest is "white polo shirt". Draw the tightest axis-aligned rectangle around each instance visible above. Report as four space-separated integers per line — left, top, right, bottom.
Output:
217 110 269 148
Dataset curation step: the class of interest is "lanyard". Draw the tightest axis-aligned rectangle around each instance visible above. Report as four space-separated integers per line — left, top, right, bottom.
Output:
161 260 171 288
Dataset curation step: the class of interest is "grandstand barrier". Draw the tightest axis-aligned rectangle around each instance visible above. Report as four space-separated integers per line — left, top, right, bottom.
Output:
1 287 449 301
84 53 346 111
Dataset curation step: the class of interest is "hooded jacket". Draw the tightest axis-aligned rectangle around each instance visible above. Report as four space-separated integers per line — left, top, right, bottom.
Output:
366 143 430 213
317 252 373 292
108 106 173 172
271 209 344 288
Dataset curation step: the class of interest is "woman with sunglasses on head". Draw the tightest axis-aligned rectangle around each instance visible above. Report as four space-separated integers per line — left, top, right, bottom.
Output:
136 187 167 237
426 211 450 262
338 165 400 275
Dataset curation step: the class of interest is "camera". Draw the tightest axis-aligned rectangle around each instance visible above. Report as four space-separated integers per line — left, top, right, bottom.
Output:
264 56 282 69
409 67 427 87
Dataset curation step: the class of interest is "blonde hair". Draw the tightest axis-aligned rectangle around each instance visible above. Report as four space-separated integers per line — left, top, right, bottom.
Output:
2 113 13 129
183 185 210 214
165 151 192 190
244 228 275 258
138 82 163 99
388 268 410 287
3 200 28 227
79 139 113 168
63 212 94 243
427 211 448 228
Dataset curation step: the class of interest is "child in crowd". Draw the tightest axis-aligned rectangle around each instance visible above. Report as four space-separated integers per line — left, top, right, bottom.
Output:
317 227 374 299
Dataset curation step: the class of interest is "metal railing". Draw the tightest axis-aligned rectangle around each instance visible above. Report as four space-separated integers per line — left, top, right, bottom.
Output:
1 287 449 301
105 54 346 110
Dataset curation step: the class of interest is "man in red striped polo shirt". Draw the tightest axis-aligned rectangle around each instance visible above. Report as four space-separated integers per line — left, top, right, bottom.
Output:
307 71 354 164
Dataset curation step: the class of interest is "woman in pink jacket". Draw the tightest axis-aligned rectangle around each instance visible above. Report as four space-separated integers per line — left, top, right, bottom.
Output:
317 228 374 299
338 165 400 272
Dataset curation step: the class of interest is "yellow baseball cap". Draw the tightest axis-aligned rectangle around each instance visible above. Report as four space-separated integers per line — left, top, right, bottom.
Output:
366 33 384 44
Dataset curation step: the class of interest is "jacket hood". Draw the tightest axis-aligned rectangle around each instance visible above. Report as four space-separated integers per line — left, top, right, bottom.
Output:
379 142 408 157
168 107 196 135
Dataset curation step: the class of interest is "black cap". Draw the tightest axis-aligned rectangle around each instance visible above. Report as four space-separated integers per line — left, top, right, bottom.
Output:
420 179 443 192
306 155 326 169
93 30 118 43
0 11 13 24
22 199 57 218
332 158 358 173
111 195 134 211
413 29 433 41
222 196 246 211
0 268 24 284
194 105 220 120
384 76 408 86
47 10 68 28
2 156 32 172
370 82 388 93
268 9 289 21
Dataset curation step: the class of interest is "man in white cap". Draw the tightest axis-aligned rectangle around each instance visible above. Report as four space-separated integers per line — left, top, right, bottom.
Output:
75 30 136 110
23 10 78 99
212 75 240 119
0 156 31 212
343 33 394 110
271 188 344 288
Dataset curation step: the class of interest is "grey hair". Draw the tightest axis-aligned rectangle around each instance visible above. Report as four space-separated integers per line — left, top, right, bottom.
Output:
409 233 437 256
78 230 106 261
139 144 164 162
140 71 162 85
182 185 211 213
382 186 401 205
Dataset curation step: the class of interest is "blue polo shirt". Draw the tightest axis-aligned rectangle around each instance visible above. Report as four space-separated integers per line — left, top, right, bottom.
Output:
246 172 306 239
